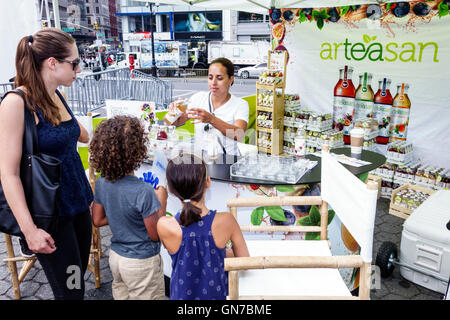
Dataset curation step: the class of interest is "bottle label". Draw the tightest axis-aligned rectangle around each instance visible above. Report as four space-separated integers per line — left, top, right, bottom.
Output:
373 103 392 138
294 136 306 156
333 96 355 134
390 107 410 140
354 99 374 120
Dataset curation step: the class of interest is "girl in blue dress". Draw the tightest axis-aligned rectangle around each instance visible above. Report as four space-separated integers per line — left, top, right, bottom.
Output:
157 153 249 300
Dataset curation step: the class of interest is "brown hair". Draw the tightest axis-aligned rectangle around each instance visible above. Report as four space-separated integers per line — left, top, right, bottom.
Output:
14 28 75 125
166 153 208 227
89 116 148 182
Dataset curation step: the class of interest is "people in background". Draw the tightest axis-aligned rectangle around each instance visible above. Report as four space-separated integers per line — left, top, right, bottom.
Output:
89 115 167 300
157 153 249 300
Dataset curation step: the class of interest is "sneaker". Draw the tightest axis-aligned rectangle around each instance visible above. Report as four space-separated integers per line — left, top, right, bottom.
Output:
17 237 35 258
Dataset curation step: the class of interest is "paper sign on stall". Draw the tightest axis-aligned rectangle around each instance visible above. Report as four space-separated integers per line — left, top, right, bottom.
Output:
151 149 168 188
105 99 155 119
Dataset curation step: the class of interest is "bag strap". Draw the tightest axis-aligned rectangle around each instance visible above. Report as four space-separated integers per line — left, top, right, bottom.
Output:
2 89 38 155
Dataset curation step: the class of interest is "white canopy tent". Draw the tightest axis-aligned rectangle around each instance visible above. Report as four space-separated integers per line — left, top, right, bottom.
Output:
0 0 41 83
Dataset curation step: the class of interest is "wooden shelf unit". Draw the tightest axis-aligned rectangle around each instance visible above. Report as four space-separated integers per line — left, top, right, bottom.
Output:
255 50 288 156
256 83 285 155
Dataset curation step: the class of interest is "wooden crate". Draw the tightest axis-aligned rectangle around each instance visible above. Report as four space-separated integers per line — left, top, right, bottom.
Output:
389 183 435 220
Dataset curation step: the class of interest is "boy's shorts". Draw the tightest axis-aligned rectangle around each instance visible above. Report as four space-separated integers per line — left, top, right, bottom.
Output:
109 249 165 300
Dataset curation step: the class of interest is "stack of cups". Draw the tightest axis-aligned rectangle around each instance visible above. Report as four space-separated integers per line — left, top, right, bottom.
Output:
350 127 364 155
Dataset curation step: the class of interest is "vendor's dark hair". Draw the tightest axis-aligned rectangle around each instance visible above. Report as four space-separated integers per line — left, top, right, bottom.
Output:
166 153 208 227
89 115 147 182
210 57 234 85
15 28 75 125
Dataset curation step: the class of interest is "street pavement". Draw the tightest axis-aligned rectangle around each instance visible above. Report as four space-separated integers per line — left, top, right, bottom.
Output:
0 197 445 300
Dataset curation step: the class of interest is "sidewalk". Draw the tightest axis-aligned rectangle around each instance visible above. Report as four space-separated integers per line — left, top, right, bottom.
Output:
0 198 444 300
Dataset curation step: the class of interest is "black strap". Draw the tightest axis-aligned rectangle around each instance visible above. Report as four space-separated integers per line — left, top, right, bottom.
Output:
2 89 38 155
207 92 227 155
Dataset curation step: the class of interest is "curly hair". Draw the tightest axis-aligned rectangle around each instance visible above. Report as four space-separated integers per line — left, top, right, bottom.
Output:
89 115 148 182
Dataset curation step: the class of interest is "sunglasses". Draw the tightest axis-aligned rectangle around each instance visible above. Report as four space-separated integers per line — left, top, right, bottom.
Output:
58 58 80 71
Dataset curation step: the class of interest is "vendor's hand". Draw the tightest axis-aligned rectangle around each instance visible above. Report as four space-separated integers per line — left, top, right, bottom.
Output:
187 108 214 124
24 227 56 254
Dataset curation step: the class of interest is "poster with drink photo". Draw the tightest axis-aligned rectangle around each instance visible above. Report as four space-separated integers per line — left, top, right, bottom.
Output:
270 2 450 168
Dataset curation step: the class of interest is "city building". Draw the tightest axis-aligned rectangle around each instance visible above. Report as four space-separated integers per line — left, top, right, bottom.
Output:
38 0 122 47
117 0 270 52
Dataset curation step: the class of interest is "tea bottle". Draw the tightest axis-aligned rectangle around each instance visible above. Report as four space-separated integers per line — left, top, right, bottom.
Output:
333 66 356 144
354 72 374 121
390 83 411 141
373 78 393 144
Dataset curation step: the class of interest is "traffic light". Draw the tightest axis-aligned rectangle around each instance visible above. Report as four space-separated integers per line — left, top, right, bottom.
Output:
42 21 47 27
94 22 98 30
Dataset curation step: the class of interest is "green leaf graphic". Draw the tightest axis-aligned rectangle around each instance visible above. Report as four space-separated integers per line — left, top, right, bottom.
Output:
298 11 307 23
363 34 371 43
309 205 321 225
251 207 264 226
305 232 320 240
371 36 377 41
297 215 315 226
265 206 286 221
275 185 295 193
327 209 335 225
340 6 350 16
317 18 324 30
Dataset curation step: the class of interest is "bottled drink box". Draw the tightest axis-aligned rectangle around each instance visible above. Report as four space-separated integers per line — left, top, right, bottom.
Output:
399 190 450 294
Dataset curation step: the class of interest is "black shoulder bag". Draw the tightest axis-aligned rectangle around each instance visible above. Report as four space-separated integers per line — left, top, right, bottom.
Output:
0 89 61 237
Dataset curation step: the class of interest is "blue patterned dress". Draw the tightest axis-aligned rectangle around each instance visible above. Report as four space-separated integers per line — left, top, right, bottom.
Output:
169 210 228 300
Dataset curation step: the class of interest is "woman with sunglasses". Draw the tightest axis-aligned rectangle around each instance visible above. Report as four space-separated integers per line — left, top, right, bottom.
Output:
0 28 93 299
169 57 249 155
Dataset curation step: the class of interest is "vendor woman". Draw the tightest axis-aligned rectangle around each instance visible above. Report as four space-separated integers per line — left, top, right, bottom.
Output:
170 57 249 156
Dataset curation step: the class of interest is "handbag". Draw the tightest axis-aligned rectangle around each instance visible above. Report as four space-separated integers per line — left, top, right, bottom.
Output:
0 89 61 237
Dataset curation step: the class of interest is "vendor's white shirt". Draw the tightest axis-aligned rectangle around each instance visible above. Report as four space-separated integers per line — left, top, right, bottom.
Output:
187 91 249 155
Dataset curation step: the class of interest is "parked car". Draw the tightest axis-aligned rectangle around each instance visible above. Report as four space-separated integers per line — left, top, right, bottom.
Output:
237 63 267 79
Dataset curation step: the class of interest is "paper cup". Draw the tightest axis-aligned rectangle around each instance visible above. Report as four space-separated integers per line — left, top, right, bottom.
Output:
350 128 364 154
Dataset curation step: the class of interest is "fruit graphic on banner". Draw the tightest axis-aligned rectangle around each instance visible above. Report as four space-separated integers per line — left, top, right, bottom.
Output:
354 72 375 120
272 22 285 42
373 78 393 144
333 66 356 144
390 83 411 141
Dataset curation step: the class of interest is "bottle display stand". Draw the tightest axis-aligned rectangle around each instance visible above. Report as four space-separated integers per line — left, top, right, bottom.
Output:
256 50 287 156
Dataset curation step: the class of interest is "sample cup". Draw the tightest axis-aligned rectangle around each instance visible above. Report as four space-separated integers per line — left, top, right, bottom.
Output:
350 127 364 154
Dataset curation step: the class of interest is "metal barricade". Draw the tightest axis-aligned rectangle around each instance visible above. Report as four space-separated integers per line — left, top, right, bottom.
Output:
0 82 14 100
65 67 172 115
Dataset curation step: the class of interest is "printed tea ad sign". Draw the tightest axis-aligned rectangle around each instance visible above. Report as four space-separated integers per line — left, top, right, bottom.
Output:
270 3 450 167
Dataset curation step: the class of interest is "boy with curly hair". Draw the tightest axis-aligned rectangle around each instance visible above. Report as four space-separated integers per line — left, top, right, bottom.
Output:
89 115 167 300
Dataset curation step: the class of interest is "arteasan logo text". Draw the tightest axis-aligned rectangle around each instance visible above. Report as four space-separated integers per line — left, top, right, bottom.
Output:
320 35 439 63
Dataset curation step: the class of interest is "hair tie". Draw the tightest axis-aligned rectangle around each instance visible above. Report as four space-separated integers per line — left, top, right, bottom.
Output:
28 35 33 45
183 199 191 203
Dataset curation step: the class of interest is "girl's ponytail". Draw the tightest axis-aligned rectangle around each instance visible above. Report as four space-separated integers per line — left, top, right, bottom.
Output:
166 153 208 227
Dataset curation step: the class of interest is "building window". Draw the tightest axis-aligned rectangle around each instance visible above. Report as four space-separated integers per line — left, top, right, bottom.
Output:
96 6 99 14
238 11 264 22
86 7 90 14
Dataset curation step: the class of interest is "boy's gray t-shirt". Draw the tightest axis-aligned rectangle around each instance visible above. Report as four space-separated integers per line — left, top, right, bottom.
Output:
94 175 161 259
